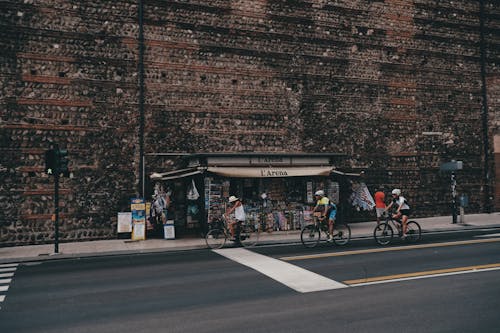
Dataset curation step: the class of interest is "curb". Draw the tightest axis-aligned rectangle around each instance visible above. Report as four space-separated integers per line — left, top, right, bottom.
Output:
2 224 500 265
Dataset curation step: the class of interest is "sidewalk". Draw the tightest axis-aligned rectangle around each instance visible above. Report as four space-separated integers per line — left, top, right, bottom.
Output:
1 213 499 264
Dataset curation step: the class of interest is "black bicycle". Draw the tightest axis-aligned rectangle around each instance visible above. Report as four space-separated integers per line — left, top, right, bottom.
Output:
373 213 422 246
205 215 260 249
300 216 351 248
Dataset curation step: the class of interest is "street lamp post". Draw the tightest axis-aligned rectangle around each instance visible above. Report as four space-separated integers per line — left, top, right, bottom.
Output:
440 160 463 224
451 171 457 224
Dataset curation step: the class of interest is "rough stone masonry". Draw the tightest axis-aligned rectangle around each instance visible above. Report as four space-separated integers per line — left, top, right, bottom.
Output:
0 0 499 245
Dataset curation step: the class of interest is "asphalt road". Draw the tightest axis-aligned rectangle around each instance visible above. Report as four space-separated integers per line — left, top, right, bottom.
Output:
1 230 500 333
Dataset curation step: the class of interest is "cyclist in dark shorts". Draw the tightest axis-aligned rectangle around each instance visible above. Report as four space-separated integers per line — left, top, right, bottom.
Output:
386 189 410 239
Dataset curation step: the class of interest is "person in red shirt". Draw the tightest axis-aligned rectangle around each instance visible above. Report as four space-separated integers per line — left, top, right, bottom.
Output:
374 187 386 225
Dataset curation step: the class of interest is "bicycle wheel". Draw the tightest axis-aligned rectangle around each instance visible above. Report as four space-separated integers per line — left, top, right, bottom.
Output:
205 228 227 249
300 225 321 248
405 221 422 243
332 224 351 246
239 222 260 247
374 222 393 246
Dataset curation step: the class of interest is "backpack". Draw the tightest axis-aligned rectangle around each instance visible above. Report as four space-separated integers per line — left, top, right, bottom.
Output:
327 201 337 214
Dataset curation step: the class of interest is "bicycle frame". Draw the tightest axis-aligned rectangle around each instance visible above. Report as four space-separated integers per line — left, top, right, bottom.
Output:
312 217 328 235
300 216 351 248
385 216 404 236
374 214 422 245
206 215 260 249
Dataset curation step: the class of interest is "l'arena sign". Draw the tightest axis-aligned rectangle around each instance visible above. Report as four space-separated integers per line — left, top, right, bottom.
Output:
260 169 289 177
205 156 330 166
206 166 333 178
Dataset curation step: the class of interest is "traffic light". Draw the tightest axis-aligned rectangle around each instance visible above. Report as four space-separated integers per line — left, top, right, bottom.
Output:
45 149 57 175
57 149 69 177
45 148 70 177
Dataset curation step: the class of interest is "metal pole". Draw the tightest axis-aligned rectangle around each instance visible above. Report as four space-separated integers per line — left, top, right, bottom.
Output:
479 0 491 212
138 0 145 198
142 154 146 201
54 172 60 253
451 172 457 224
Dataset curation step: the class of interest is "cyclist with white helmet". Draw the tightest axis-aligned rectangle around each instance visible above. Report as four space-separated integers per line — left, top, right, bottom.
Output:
225 195 246 240
313 190 337 242
386 189 410 239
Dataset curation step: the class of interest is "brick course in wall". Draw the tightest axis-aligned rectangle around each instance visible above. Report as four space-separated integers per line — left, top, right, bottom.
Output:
1 0 499 246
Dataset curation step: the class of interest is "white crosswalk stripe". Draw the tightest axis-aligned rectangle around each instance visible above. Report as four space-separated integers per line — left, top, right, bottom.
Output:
0 267 17 273
0 263 19 309
0 273 14 278
213 248 347 293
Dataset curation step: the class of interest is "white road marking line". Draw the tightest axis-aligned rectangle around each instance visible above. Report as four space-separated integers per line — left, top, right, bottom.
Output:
0 279 12 284
0 264 18 268
347 266 500 287
0 273 14 278
0 267 17 273
475 233 500 238
0 286 9 292
282 237 500 261
0 295 5 302
213 248 347 293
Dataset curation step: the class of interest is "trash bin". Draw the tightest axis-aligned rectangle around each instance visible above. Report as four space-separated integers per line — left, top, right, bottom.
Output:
164 220 175 240
458 195 469 224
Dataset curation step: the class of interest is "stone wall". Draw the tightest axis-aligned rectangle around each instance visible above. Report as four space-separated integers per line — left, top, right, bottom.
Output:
0 0 498 245
0 0 140 245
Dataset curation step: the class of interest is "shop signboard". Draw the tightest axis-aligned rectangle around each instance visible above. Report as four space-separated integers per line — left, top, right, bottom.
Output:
205 156 330 166
131 198 146 241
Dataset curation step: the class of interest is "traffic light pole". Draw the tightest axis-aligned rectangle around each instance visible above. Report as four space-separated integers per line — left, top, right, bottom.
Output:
451 172 457 224
45 145 67 254
54 172 60 253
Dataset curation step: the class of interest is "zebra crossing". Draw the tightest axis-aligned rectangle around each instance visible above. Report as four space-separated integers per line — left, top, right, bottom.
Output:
0 263 18 308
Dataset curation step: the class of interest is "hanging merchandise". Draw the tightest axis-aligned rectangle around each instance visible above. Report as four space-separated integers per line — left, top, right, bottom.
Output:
187 179 200 201
350 182 376 211
187 204 199 216
326 181 340 204
306 181 314 203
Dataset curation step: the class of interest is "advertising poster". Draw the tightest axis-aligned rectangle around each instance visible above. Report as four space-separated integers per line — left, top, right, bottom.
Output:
306 181 314 203
131 198 146 241
117 212 132 233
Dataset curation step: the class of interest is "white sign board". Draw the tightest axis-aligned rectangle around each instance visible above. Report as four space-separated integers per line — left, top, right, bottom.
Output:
117 212 132 233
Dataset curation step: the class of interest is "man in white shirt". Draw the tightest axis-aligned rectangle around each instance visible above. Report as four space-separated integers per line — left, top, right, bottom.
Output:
225 195 246 240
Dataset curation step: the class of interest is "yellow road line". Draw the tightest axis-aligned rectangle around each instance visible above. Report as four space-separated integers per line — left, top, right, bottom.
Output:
281 237 500 261
343 263 500 285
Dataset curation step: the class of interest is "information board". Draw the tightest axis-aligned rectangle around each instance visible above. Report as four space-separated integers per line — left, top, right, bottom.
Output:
131 198 146 241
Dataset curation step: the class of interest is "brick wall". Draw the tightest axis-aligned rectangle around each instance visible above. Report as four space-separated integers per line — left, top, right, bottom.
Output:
1 0 498 245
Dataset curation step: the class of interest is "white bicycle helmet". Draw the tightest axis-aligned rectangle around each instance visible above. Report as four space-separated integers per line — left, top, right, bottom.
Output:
391 189 401 196
314 190 325 196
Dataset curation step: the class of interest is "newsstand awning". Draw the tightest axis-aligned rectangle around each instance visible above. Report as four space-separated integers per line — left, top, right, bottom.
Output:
151 167 362 180
206 166 334 178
